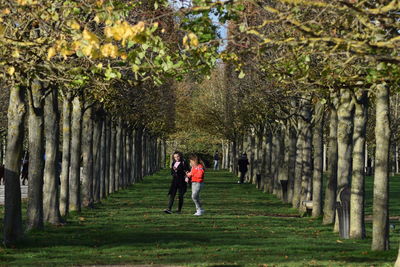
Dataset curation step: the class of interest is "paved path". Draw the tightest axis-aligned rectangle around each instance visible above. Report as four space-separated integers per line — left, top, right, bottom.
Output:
0 185 28 205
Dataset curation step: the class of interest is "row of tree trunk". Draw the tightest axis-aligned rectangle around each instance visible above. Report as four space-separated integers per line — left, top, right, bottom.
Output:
221 85 391 252
3 85 166 246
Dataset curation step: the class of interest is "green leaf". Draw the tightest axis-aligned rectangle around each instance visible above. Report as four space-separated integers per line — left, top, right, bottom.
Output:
238 71 245 79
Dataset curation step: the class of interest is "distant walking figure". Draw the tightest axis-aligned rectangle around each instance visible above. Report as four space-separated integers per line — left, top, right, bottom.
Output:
213 150 219 170
238 153 249 184
186 154 205 216
164 151 190 214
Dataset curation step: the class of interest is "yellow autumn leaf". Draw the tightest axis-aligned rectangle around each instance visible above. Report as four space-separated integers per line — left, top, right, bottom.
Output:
120 52 128 60
94 15 100 24
7 66 15 76
68 20 80 30
132 21 145 34
100 43 119 58
12 49 20 58
96 0 103 7
15 0 37 5
47 47 56 60
188 33 199 47
83 29 100 48
183 35 188 46
2 8 10 15
60 48 74 59
71 40 82 51
80 45 94 57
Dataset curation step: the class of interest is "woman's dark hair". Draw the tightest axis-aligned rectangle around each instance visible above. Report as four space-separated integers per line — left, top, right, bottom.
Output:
173 151 183 161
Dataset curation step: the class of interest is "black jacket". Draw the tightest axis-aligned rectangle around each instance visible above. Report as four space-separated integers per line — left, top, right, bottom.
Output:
238 157 249 172
168 160 190 195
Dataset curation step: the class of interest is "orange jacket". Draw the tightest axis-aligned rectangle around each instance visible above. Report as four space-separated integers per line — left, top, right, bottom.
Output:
187 164 205 183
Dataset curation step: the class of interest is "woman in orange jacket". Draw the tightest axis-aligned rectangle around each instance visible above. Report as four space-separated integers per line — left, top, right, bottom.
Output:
186 154 205 216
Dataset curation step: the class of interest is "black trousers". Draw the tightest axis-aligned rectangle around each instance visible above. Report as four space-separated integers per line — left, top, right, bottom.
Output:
168 188 185 211
239 171 247 184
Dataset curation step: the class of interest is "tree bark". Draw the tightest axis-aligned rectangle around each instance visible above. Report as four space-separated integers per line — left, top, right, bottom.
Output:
372 83 390 251
60 92 72 217
115 120 122 189
69 96 82 212
264 132 272 193
81 106 94 208
3 85 26 246
323 95 339 225
126 129 132 186
26 80 44 230
299 115 312 214
335 89 354 232
43 87 62 224
312 101 324 217
109 122 116 193
287 125 297 203
92 113 102 202
100 119 106 198
349 90 367 239
105 117 111 196
292 120 304 209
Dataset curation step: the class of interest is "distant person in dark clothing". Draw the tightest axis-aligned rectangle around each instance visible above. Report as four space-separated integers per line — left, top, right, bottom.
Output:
238 153 249 184
213 150 219 170
21 154 29 185
164 151 190 214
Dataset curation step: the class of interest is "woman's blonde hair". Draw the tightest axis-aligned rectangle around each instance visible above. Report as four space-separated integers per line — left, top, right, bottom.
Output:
189 154 205 168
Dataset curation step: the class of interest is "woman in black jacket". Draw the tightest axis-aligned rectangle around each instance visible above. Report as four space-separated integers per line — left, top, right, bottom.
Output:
164 151 190 214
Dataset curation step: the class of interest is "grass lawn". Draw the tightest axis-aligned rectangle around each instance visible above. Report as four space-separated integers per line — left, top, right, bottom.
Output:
0 170 399 266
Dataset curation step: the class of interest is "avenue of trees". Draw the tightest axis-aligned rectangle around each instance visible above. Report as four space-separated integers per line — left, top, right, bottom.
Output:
178 0 400 264
0 0 222 246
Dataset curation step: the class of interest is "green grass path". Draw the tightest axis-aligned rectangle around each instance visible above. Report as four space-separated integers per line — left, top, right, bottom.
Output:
0 170 399 266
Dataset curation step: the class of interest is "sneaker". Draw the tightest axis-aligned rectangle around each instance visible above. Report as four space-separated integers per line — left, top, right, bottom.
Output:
193 210 202 216
163 209 172 214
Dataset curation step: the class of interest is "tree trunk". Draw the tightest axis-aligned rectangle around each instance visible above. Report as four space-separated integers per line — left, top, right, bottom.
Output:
3 85 26 246
109 122 116 193
276 129 285 200
264 132 272 193
287 125 297 203
26 81 44 230
312 101 324 217
135 128 143 182
92 114 102 202
349 90 367 239
299 117 312 214
81 106 94 208
131 129 137 184
271 132 280 195
60 92 72 217
335 89 354 232
43 87 62 224
115 121 122 189
105 117 111 196
126 129 132 186
69 96 82 212
323 95 339 225
100 119 106 198
141 131 146 178
372 83 390 251
292 120 304 209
